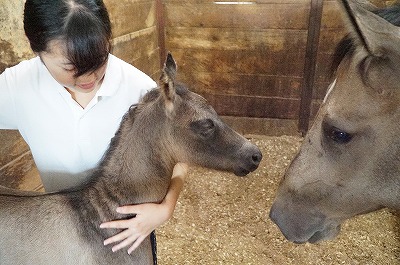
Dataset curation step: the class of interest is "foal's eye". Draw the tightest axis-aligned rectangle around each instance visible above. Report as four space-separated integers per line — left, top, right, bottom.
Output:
190 119 216 138
326 127 353 144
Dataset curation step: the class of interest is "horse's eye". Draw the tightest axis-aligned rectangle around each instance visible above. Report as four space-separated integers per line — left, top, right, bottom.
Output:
190 119 215 138
327 127 353 144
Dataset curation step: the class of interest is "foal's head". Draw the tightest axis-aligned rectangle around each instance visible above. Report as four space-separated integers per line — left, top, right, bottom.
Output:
156 54 262 176
110 53 262 179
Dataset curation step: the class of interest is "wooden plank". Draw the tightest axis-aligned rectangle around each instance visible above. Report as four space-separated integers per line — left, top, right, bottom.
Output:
132 49 161 79
166 27 308 52
321 1 347 29
204 93 300 119
0 151 36 189
171 48 305 77
156 0 166 68
177 71 302 99
221 116 299 136
165 3 310 30
112 26 158 65
255 0 310 3
106 1 156 38
167 0 310 3
298 0 323 134
317 28 348 53
0 131 30 167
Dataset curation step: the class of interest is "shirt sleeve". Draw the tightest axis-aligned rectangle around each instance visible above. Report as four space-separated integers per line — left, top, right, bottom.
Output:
0 68 18 129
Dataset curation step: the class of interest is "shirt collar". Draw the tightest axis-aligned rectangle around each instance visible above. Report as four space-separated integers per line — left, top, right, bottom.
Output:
96 54 120 98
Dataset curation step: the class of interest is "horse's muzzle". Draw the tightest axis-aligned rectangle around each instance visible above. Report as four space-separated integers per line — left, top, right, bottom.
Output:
269 199 340 244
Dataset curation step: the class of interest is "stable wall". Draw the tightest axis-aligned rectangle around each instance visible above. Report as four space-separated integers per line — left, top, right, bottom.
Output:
163 0 348 135
162 0 395 135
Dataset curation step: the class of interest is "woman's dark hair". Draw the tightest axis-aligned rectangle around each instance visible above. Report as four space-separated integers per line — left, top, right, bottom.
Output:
24 0 112 77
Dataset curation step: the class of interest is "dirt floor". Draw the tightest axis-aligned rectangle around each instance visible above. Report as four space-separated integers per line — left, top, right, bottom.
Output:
156 135 400 265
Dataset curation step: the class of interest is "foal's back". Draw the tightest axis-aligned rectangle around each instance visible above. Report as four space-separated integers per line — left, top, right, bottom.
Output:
0 192 88 264
0 191 151 265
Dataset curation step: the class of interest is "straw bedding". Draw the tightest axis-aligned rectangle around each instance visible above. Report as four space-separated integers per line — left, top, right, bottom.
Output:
157 135 400 264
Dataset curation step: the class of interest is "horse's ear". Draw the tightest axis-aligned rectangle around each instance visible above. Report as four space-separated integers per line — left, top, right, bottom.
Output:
340 0 400 92
340 0 400 57
159 52 177 114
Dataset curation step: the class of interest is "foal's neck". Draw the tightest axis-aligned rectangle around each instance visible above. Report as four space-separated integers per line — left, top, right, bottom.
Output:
67 108 175 241
90 110 174 207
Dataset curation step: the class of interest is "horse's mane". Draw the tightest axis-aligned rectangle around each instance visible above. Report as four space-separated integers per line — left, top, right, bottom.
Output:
330 4 400 78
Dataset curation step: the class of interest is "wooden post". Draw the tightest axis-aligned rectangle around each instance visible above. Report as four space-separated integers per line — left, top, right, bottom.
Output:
298 0 324 135
156 0 166 68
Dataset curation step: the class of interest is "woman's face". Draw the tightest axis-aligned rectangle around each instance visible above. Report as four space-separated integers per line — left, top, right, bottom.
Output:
39 40 107 94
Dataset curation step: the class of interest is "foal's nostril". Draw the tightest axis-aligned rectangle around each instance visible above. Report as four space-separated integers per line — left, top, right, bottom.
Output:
252 152 262 164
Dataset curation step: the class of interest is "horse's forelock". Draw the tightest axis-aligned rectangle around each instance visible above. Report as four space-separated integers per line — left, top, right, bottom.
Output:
331 35 355 78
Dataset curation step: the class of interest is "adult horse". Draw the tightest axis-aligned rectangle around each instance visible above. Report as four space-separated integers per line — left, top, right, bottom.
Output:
0 54 262 264
270 0 400 243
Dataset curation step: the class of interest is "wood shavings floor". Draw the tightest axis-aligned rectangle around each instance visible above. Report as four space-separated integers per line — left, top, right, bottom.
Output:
157 135 400 264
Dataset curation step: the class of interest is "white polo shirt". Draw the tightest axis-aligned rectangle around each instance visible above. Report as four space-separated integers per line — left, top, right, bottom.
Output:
0 54 157 191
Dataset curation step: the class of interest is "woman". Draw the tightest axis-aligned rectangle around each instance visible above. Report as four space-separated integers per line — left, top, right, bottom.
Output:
0 0 187 262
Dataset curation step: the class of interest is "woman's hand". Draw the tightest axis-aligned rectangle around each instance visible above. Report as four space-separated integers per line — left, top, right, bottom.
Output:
100 202 171 254
100 162 189 254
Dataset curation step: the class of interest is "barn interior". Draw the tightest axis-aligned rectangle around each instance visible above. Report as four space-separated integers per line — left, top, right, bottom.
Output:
1 0 399 263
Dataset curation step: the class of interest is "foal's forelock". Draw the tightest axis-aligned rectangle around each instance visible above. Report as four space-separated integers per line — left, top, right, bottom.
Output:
105 85 192 155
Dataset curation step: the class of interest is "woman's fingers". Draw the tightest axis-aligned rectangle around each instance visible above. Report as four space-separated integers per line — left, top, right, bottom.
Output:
111 234 138 253
127 235 147 254
100 219 129 229
102 228 132 246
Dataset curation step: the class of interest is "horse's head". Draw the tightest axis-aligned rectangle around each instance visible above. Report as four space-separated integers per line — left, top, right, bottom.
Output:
270 0 400 244
137 53 262 177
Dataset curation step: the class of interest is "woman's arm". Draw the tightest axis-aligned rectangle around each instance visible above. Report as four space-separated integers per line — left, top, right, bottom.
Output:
100 162 188 254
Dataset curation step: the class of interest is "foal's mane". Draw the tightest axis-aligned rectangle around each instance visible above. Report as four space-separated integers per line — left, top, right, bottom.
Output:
100 88 161 167
101 84 190 168
330 4 400 78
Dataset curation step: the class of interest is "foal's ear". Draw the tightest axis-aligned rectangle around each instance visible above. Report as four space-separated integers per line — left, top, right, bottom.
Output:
340 0 400 57
159 53 177 114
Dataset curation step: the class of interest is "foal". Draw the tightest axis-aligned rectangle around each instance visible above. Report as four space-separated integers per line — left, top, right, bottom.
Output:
0 54 262 264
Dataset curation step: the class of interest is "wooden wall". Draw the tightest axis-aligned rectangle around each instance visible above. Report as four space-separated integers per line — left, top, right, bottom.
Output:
0 0 160 189
162 0 395 135
107 0 161 80
0 0 38 190
164 0 311 135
